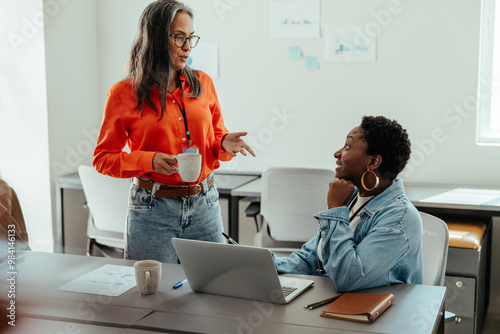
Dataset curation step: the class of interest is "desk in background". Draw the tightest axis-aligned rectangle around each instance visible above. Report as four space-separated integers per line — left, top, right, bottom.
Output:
54 171 260 252
6 251 446 334
54 172 85 253
405 183 500 217
56 173 500 248
212 171 260 243
232 178 500 216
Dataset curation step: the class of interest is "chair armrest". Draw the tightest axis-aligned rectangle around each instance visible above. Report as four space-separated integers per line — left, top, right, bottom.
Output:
244 201 261 217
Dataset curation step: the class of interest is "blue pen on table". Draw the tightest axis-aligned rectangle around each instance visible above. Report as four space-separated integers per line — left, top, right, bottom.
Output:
173 278 188 289
222 232 239 245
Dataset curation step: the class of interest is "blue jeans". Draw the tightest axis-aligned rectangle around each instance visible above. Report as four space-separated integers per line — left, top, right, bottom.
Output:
125 175 225 263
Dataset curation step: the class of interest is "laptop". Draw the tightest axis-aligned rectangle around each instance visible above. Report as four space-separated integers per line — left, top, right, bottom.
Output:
172 238 314 304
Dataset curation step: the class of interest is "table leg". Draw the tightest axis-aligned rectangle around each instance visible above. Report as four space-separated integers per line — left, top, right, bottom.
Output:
228 196 240 243
437 310 444 334
54 185 64 253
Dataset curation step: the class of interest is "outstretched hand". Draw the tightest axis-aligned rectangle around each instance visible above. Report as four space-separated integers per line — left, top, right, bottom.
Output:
222 132 256 157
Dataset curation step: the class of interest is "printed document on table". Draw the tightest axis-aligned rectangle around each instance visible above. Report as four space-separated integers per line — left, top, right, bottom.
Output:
57 264 136 296
420 188 500 206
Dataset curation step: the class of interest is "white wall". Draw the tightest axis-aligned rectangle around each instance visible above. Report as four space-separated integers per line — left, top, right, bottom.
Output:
0 0 101 251
3 0 499 251
42 0 101 253
0 0 52 251
45 0 101 178
93 0 499 187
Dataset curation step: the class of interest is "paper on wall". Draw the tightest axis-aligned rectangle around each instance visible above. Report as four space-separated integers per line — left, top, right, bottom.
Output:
271 1 320 38
325 25 376 63
188 42 219 78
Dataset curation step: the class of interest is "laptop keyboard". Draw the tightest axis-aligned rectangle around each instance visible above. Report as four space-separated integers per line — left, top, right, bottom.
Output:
282 286 298 297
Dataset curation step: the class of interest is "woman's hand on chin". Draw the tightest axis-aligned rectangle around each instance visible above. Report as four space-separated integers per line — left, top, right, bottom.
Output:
327 178 355 209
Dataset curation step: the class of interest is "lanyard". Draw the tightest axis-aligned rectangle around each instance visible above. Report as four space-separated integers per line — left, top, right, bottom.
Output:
174 72 192 146
347 195 374 222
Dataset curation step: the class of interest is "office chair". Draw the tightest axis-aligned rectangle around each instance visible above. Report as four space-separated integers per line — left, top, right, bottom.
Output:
419 211 457 324
0 179 30 250
78 165 130 258
420 211 449 286
253 167 334 253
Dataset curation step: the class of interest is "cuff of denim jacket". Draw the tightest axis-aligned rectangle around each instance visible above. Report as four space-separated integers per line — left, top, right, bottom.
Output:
273 256 287 273
315 206 350 226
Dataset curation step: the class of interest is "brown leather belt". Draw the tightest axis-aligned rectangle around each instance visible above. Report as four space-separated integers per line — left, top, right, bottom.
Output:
133 177 214 198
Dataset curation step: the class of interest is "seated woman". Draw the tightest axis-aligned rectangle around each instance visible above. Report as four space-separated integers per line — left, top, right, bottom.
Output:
274 115 423 292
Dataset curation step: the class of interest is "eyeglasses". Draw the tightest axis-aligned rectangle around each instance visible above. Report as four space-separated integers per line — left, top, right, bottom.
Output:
169 34 200 48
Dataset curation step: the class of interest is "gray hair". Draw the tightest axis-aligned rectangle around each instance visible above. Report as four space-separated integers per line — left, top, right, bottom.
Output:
127 0 201 119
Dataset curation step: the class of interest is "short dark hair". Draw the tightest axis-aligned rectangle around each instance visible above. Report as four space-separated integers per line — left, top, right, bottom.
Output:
360 116 411 181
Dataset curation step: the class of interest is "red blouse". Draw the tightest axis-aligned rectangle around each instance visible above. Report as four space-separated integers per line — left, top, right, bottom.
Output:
93 71 233 185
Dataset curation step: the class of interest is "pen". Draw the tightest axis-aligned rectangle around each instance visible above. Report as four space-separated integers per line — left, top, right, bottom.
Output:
173 278 188 289
304 295 342 310
222 232 239 245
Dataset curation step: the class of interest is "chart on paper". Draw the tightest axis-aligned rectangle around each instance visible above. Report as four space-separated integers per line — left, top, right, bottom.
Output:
56 264 136 296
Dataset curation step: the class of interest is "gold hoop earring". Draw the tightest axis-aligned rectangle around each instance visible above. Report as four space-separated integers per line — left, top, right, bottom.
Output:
361 171 379 191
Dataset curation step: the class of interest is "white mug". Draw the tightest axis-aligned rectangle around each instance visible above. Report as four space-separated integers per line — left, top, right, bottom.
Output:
134 260 162 295
176 153 202 182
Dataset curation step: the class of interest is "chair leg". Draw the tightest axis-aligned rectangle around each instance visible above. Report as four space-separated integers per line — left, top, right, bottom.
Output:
86 238 93 256
245 201 261 232
254 216 261 232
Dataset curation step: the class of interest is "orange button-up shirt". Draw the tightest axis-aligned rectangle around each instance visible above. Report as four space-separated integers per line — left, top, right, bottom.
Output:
93 71 233 185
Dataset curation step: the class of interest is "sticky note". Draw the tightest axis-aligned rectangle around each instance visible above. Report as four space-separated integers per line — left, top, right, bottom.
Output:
305 56 319 70
288 46 302 59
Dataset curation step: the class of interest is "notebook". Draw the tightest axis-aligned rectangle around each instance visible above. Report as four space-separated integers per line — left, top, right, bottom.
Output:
320 293 395 323
171 238 314 304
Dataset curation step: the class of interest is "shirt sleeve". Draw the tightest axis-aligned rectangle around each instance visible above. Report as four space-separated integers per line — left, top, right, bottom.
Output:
273 236 321 275
93 84 156 178
316 206 411 292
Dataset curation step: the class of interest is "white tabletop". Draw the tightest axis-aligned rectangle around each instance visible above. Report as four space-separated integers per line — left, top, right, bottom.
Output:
231 177 262 197
405 182 500 213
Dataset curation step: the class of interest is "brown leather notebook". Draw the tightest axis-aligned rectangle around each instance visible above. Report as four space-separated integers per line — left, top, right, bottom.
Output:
320 292 395 324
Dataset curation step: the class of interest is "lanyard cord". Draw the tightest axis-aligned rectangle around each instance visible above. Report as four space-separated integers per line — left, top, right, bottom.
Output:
347 195 375 222
316 193 375 272
174 72 191 146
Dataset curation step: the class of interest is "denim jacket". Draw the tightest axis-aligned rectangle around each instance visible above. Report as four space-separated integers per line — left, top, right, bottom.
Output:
273 179 423 292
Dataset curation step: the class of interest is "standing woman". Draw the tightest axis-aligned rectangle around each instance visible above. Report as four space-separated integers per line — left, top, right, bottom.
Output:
94 0 254 263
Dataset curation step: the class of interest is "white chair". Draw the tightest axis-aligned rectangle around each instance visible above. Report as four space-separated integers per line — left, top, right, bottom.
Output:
253 167 334 251
78 165 130 257
420 211 449 286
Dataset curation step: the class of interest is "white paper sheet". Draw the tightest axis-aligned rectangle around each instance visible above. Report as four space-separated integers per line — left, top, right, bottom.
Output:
270 1 320 38
325 25 376 63
57 264 136 296
188 42 219 78
420 188 500 206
